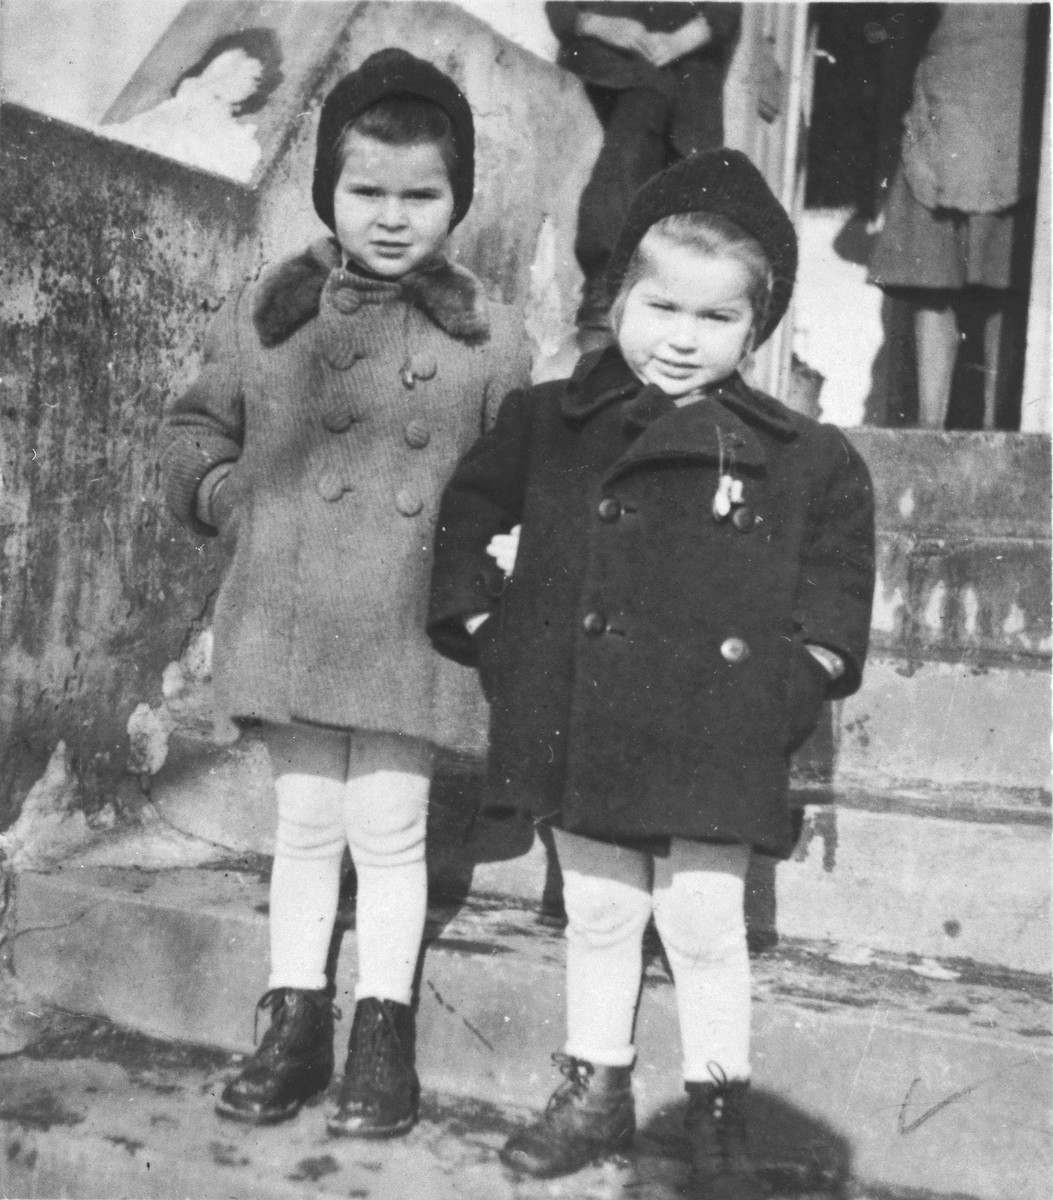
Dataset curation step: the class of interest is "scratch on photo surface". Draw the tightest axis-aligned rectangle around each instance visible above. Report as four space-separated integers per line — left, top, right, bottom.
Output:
841 1006 881 1119
897 1058 1035 1135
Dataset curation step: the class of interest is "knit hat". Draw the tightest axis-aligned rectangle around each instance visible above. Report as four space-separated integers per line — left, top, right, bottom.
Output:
605 149 798 346
313 49 475 232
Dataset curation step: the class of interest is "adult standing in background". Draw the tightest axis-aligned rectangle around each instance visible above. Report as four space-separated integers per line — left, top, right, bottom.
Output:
546 2 741 350
869 4 1043 429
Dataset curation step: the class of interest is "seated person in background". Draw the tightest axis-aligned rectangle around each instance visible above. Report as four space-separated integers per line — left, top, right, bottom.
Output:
546 2 741 349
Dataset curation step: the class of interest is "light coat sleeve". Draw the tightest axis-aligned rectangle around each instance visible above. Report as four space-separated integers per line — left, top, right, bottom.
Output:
160 289 246 537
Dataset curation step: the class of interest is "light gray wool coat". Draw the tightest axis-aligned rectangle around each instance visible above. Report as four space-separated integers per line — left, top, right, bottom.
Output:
162 238 530 744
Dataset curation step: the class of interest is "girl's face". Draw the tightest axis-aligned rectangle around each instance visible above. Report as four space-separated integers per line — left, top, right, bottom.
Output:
333 130 454 278
615 232 757 399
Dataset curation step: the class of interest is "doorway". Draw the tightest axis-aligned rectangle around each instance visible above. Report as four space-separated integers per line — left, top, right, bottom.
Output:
801 3 1047 430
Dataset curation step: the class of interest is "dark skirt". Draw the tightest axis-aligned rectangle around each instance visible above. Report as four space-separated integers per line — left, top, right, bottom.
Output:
869 168 1029 292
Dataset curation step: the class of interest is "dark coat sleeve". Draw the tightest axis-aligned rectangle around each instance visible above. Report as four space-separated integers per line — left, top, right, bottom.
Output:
159 291 246 538
428 387 533 666
700 2 742 47
794 428 876 698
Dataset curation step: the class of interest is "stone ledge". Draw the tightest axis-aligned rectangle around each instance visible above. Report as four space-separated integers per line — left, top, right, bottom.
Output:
845 430 1051 541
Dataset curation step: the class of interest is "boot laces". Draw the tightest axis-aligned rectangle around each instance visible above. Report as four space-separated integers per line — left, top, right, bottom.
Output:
697 1063 749 1171
545 1053 594 1117
251 989 338 1054
346 1000 409 1089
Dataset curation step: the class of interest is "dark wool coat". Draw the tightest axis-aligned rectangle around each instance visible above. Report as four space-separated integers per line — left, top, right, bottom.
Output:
546 2 742 155
162 239 530 744
429 349 875 858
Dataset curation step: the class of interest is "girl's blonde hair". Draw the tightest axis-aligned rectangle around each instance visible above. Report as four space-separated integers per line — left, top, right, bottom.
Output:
609 211 774 338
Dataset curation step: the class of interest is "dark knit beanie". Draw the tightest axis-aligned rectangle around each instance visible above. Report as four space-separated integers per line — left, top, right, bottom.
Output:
313 49 475 232
606 149 798 346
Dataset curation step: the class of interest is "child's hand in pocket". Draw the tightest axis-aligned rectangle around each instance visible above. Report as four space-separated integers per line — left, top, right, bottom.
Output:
487 524 521 575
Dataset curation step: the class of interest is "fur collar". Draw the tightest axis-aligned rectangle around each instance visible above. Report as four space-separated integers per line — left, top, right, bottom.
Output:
252 239 491 347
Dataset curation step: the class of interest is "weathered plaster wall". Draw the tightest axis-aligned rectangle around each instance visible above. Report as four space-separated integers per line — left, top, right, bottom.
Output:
0 105 261 826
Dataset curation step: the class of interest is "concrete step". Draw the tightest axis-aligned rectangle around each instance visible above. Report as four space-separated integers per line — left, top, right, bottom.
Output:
11 854 1051 1200
803 657 1051 797
145 723 1052 975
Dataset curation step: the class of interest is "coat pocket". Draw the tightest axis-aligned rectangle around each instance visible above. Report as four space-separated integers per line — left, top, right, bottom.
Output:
784 637 830 754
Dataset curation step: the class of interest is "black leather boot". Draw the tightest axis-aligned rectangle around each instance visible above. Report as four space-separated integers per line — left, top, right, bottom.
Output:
684 1072 768 1199
215 988 334 1124
326 997 419 1138
500 1054 635 1178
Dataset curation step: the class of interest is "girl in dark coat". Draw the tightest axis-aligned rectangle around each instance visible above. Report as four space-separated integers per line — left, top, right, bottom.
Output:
429 150 874 1194
161 51 529 1136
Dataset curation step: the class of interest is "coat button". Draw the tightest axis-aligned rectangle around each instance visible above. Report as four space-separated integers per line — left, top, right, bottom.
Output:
732 505 756 532
407 352 436 380
395 488 423 517
404 420 431 449
720 637 750 664
322 407 356 433
329 287 360 315
316 471 348 502
597 497 621 523
401 353 438 388
324 339 362 371
582 611 607 636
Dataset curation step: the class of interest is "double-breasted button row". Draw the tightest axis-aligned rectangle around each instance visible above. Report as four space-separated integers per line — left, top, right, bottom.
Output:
581 611 749 663
319 412 431 450
316 476 423 515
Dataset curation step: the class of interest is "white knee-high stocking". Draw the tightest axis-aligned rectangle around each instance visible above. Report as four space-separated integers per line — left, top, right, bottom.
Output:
653 840 752 1082
268 773 346 993
342 737 432 1005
